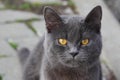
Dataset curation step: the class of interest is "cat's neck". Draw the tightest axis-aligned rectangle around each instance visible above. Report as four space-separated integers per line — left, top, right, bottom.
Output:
42 57 101 80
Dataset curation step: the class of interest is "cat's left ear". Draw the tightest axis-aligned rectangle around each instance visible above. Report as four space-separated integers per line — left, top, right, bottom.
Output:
85 6 102 32
44 6 63 33
85 6 102 24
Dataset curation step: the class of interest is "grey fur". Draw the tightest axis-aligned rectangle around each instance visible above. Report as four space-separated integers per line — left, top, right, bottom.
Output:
18 48 30 65
19 6 102 80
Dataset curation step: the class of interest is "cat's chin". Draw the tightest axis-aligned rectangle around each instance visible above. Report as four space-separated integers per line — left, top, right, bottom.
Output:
65 63 79 68
61 62 78 68
59 59 81 68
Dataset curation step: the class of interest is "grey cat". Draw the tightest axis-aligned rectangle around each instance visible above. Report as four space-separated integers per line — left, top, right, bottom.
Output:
18 6 102 80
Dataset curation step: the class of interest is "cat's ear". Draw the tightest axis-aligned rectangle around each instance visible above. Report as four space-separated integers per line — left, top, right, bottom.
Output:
44 6 63 33
85 6 102 33
85 6 102 24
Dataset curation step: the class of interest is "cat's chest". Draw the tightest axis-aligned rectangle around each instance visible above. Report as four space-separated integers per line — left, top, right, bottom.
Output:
42 74 89 80
40 59 100 80
52 74 89 80
41 69 90 80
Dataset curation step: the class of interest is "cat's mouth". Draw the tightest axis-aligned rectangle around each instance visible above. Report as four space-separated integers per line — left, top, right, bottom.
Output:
60 58 86 68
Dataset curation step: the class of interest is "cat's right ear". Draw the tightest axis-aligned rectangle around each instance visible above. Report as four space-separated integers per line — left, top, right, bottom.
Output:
43 6 62 33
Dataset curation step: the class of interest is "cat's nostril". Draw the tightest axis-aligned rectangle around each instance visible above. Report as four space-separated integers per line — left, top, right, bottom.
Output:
70 52 79 57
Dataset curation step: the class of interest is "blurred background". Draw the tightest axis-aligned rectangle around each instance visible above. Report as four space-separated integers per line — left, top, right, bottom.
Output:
0 0 120 80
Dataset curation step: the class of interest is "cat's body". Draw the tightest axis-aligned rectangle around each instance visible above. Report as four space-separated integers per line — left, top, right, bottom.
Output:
19 6 102 80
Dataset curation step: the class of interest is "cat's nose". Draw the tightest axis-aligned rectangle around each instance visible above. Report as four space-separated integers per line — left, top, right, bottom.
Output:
69 52 79 57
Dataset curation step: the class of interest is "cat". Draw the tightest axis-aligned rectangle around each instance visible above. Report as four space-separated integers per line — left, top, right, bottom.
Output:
18 6 102 80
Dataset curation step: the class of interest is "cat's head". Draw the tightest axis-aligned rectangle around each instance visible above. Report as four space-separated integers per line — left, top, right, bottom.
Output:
43 6 102 68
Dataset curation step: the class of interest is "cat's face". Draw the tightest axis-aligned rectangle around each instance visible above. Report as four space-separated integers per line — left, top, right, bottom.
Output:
44 6 102 68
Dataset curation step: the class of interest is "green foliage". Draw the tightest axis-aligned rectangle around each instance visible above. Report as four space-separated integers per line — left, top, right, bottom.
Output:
8 39 18 50
31 2 62 7
68 0 78 14
0 55 8 58
68 0 76 8
0 75 2 80
4 18 40 24
42 2 62 6
31 2 42 7
19 3 31 10
0 0 76 14
3 18 40 36
1 0 63 11
15 18 40 23
11 5 17 9
26 22 38 36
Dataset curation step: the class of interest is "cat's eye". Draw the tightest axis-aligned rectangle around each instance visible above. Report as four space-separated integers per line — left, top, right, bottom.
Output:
58 38 67 45
81 39 89 45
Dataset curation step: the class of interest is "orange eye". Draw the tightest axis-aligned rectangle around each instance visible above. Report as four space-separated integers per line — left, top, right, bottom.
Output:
58 38 67 45
81 39 89 45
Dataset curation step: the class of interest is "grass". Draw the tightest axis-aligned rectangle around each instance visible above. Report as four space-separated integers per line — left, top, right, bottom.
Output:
4 18 40 24
26 21 38 36
7 39 18 50
68 0 75 7
15 18 40 23
2 1 63 12
19 3 31 10
68 0 78 14
15 18 39 36
0 54 8 58
3 18 40 36
0 0 76 14
0 75 2 80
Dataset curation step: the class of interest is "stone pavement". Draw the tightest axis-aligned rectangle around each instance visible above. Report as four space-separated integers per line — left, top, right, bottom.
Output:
0 0 120 80
0 8 45 80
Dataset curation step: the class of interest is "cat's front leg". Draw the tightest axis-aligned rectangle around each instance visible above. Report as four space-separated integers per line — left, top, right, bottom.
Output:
23 59 40 80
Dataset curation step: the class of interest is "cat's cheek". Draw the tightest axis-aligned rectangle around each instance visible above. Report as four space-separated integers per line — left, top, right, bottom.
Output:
75 52 88 61
53 40 68 53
